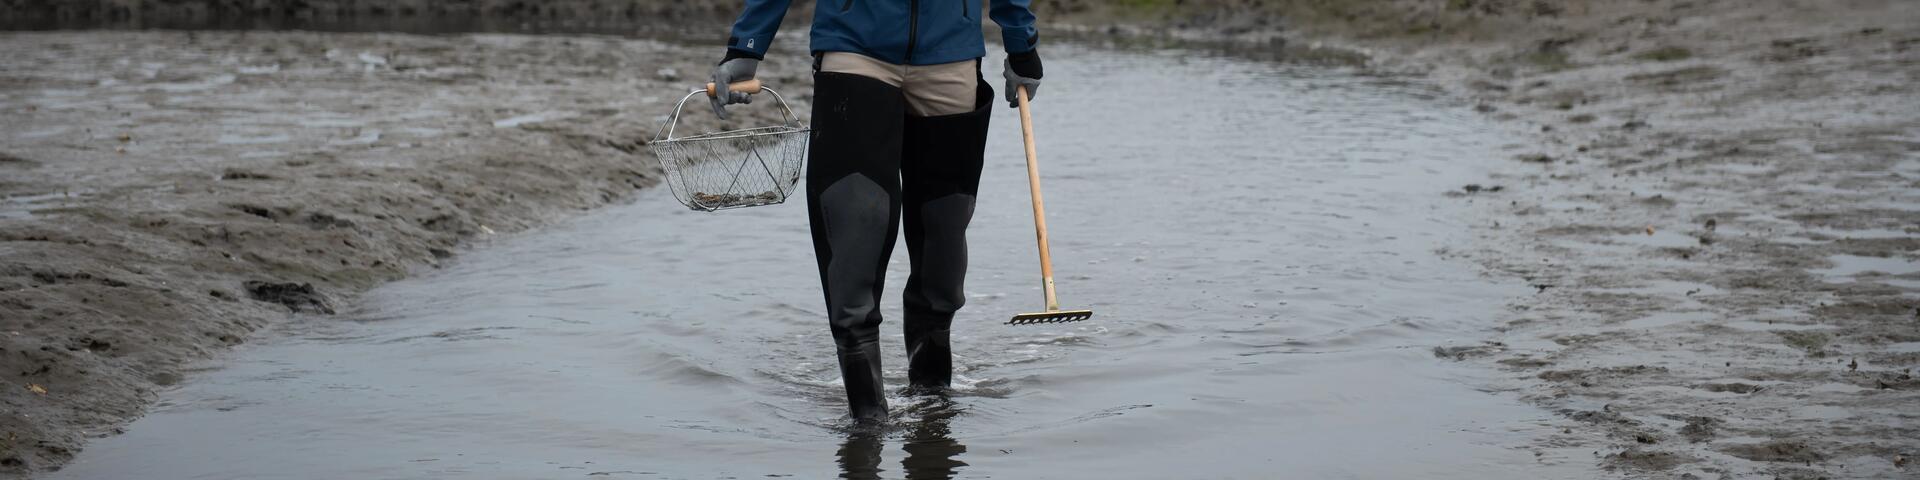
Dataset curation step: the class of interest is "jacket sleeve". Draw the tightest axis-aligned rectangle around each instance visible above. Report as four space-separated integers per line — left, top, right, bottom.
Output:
989 0 1039 53
725 0 795 60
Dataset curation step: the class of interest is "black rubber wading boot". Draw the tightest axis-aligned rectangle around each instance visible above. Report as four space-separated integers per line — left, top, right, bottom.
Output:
807 71 907 422
901 78 994 395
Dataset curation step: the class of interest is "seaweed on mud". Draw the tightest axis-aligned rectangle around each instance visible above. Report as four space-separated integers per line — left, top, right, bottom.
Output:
1853 370 1917 391
1762 38 1829 62
1566 408 1641 427
243 281 335 314
691 191 779 208
1774 330 1830 356
229 203 290 221
1720 440 1826 463
1539 365 1668 387
0 151 39 168
1432 342 1505 360
303 212 354 230
1604 447 1692 471
219 168 275 180
1624 66 1728 89
1671 415 1721 443
1695 382 1763 394
1633 46 1693 62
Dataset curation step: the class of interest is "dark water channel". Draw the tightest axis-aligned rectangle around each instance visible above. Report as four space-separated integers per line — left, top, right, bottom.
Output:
49 40 1602 479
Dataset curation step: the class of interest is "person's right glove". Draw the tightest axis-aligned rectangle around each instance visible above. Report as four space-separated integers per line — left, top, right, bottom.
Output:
709 56 759 119
1002 49 1043 108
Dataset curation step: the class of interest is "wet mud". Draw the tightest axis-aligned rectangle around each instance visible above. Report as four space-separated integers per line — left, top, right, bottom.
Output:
1245 1 1920 478
0 30 794 474
44 44 1603 478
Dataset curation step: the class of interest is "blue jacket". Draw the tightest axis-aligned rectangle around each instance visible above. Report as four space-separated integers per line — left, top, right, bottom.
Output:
726 0 1038 66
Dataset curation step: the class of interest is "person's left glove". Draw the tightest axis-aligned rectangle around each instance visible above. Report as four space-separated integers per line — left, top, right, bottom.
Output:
1003 49 1043 108
709 57 759 119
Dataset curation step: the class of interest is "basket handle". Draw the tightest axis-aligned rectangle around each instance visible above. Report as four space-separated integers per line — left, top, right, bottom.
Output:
705 79 763 98
654 81 803 143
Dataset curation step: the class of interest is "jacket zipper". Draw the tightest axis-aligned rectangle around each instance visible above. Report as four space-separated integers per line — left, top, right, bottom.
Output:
905 0 920 63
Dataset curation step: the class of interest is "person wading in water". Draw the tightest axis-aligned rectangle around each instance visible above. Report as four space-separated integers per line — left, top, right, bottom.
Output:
709 0 1044 422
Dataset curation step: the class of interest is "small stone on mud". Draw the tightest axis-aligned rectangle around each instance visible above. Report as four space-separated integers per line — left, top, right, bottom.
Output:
26 383 47 395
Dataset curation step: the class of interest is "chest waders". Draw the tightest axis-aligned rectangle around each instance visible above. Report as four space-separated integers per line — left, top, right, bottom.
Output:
806 66 993 422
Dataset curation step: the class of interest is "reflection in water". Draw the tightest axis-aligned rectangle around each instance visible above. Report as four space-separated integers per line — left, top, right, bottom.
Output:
838 399 968 480
836 433 886 479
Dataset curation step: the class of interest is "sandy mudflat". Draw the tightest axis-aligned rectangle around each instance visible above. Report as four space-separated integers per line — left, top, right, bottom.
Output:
0 30 798 474
1047 0 1917 477
1232 1 1918 478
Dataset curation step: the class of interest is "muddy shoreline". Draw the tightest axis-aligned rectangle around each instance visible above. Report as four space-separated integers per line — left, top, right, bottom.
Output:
1209 1 1918 478
4 0 1918 477
0 29 800 475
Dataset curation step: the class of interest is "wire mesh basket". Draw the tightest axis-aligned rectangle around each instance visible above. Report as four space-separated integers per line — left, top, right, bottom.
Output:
648 82 809 212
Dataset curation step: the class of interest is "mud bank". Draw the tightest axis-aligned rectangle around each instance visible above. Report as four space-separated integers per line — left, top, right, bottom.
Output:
0 30 798 474
1051 0 1916 477
1084 1 1920 478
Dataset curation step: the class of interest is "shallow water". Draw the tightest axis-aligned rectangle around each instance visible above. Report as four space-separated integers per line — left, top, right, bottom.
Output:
51 43 1599 479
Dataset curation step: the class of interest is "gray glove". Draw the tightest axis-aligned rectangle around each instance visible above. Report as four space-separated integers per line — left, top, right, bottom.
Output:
709 57 759 119
1002 50 1043 108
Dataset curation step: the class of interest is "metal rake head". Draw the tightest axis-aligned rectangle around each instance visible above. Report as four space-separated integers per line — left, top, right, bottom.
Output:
1006 309 1094 326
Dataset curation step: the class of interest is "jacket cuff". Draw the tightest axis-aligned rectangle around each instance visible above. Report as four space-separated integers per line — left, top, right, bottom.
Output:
1001 28 1039 55
722 47 764 63
1007 49 1043 80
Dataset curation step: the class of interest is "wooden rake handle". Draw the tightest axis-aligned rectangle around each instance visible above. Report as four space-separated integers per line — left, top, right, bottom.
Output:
1015 86 1062 312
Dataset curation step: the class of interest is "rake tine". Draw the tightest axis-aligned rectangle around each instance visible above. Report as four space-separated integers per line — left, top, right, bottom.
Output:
1006 310 1094 326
